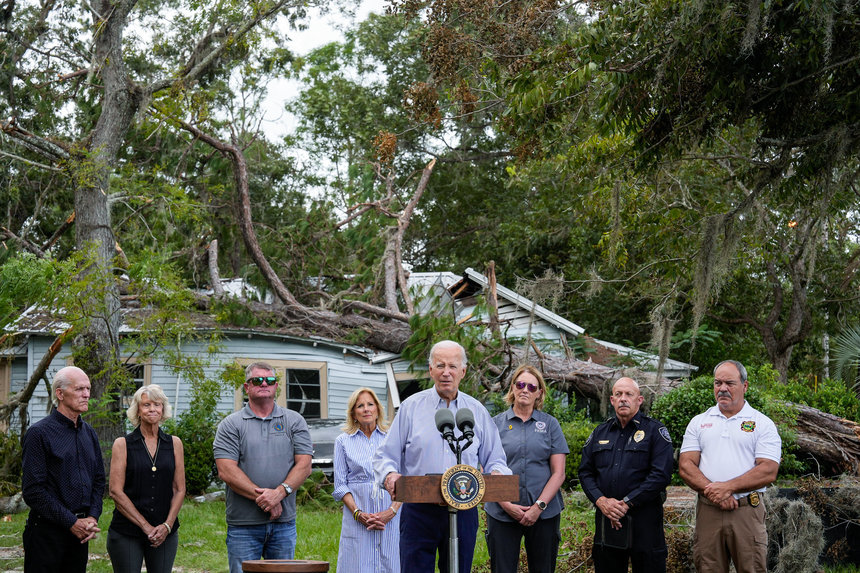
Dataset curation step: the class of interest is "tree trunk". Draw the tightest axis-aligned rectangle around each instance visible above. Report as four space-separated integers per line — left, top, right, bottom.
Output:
72 0 141 448
792 403 860 476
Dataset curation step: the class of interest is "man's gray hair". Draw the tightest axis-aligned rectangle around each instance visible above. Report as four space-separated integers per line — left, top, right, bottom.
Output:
714 360 748 382
51 366 86 407
244 362 276 379
428 340 468 367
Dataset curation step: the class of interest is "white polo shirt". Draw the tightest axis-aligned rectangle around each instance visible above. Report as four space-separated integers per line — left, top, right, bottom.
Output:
680 401 781 496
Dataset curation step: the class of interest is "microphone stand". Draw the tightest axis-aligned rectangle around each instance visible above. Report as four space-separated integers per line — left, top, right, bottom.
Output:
444 429 473 573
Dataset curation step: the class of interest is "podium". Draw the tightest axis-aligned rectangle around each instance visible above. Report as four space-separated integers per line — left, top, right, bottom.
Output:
393 471 519 573
394 474 518 505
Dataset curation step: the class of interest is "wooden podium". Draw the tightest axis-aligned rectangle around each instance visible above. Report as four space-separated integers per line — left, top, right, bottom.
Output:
393 471 519 573
393 473 519 504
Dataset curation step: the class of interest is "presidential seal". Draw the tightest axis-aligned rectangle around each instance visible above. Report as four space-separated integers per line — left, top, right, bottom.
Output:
440 464 486 510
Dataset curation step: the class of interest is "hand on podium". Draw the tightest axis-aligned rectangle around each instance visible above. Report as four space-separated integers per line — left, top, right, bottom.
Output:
384 472 401 497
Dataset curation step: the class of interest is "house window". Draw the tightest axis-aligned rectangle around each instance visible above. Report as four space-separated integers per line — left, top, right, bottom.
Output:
284 368 322 418
120 363 147 411
234 359 328 419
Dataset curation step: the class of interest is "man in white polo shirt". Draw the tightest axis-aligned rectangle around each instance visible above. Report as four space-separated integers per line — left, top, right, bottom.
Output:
679 360 781 573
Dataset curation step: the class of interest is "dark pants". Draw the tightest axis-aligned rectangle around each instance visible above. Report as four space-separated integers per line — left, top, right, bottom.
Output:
592 504 667 573
107 527 179 573
23 513 88 573
401 503 478 573
486 513 561 573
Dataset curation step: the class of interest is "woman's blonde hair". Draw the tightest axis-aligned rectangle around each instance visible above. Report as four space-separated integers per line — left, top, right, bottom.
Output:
126 384 172 427
504 365 548 410
342 387 389 434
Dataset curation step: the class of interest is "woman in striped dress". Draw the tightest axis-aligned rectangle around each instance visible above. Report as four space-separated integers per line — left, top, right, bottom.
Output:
333 387 401 572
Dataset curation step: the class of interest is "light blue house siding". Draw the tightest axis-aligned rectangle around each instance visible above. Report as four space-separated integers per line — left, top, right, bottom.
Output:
7 331 398 427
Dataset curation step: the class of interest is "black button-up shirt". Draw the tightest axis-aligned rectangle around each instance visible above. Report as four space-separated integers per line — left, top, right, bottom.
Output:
22 408 105 529
578 410 673 507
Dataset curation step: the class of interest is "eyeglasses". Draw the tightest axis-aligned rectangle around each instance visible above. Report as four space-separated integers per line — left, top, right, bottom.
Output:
246 376 278 386
515 381 538 392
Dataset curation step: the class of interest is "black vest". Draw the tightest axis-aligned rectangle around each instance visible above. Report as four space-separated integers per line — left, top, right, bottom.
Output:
109 427 179 538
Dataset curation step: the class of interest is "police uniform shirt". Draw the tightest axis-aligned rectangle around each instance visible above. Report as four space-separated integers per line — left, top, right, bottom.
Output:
680 401 781 496
578 410 673 507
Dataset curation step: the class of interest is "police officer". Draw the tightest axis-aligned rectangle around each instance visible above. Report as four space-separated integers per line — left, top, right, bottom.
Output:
578 377 673 572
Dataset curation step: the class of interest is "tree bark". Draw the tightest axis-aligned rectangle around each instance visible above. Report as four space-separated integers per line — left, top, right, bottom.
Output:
792 403 860 476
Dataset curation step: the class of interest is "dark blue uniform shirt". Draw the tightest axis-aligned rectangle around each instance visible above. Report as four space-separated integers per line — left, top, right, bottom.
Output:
22 408 105 529
578 410 673 507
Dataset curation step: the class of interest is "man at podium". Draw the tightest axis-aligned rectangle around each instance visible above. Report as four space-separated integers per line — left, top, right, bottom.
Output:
373 340 511 573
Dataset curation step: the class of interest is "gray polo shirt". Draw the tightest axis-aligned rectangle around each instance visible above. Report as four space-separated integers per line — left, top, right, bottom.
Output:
213 404 313 526
485 407 569 521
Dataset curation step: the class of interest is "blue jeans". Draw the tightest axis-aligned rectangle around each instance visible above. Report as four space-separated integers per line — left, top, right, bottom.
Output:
226 521 297 573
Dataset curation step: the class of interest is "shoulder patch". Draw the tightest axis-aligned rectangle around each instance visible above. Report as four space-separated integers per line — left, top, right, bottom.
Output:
659 426 672 443
584 431 594 447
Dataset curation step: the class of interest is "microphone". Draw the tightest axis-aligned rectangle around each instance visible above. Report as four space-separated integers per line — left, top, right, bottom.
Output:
455 408 475 440
435 408 456 444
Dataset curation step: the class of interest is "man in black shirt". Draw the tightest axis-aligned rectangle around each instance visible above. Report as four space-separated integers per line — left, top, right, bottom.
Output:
578 377 673 572
22 365 105 573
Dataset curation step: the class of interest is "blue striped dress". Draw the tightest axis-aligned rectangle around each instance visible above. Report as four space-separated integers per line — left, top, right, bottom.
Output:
333 427 400 573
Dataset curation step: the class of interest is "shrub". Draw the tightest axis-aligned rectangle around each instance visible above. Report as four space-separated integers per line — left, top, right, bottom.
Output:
0 430 22 496
162 376 222 495
296 470 338 510
559 410 600 486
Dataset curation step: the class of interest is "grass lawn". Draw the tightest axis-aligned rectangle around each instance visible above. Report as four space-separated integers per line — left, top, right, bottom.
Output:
0 498 490 572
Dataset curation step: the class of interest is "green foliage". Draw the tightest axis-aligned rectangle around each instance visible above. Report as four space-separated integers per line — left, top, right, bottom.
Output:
558 409 599 487
832 325 860 392
776 377 860 422
295 470 337 510
162 370 225 495
0 431 22 497
401 290 497 395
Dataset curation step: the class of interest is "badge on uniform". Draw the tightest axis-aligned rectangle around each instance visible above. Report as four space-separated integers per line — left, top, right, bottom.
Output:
749 491 761 507
508 424 513 430
740 421 756 432
633 430 645 443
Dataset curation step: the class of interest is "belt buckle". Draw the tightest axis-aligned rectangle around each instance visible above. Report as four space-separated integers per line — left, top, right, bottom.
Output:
748 491 760 507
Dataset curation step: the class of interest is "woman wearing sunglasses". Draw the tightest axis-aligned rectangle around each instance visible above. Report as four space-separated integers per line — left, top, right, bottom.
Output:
484 365 569 573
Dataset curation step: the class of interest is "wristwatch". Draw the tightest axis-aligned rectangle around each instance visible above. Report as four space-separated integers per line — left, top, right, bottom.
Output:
622 495 633 508
281 482 293 496
536 500 547 511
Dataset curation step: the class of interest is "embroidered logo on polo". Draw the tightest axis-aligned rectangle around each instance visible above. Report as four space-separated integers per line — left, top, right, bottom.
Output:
740 421 756 432
700 423 713 429
272 422 284 432
535 421 547 433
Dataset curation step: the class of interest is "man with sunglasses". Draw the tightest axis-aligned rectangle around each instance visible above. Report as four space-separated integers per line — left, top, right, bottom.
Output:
578 377 673 572
214 362 313 573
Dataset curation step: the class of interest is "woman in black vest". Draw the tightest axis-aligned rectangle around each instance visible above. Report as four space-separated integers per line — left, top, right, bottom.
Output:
108 384 186 573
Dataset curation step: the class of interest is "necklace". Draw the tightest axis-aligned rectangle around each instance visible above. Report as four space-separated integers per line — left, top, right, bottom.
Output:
145 434 160 472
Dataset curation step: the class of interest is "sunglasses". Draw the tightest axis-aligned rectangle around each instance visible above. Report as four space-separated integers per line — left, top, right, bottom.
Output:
246 376 278 386
515 380 539 392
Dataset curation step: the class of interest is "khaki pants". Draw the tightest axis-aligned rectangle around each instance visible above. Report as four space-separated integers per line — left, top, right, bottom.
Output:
693 497 768 573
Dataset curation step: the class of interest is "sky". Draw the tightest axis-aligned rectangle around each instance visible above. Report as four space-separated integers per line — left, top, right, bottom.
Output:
260 0 389 140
